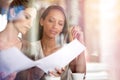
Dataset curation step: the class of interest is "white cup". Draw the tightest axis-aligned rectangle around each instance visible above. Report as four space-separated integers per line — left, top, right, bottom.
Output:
72 73 85 80
45 76 61 80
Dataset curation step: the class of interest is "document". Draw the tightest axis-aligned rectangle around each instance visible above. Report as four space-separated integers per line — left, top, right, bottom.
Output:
0 39 86 79
0 47 35 79
36 39 86 73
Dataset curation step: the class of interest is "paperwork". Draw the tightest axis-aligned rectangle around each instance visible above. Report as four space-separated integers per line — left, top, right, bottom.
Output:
0 39 85 79
0 47 35 79
36 39 86 73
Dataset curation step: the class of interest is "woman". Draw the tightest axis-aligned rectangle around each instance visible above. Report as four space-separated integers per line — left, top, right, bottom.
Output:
0 0 37 79
39 5 86 80
15 5 86 80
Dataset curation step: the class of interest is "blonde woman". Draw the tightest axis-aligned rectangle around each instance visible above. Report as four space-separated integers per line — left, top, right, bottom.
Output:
0 0 37 79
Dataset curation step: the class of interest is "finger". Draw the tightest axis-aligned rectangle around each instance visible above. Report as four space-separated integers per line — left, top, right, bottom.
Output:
61 67 65 71
71 27 75 35
55 68 63 74
49 71 59 77
71 29 77 39
71 27 79 36
73 31 79 39
76 33 80 40
70 26 83 40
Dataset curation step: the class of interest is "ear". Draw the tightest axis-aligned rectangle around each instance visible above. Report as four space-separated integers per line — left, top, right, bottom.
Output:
9 8 16 18
40 18 44 27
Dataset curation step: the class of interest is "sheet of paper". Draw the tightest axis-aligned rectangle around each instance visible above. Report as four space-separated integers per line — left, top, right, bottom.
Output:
0 47 35 79
36 39 86 73
0 39 86 79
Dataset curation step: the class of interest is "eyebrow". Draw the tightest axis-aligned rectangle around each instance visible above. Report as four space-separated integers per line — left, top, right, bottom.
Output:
24 12 31 18
49 16 64 22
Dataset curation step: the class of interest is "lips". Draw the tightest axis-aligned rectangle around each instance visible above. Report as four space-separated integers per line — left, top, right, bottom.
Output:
22 25 30 34
25 25 31 30
50 30 57 35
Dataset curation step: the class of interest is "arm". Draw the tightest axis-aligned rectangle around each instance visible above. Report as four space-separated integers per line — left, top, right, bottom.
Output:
48 67 65 77
70 52 86 73
69 26 86 78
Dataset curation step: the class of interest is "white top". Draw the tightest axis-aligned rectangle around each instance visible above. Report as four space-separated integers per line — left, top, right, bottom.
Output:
0 14 7 32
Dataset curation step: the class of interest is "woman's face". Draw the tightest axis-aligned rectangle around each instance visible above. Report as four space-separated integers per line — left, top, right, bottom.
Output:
13 7 37 34
41 9 65 39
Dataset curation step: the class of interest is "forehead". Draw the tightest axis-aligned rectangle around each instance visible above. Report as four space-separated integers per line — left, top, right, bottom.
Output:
24 8 36 15
47 9 65 20
22 7 37 18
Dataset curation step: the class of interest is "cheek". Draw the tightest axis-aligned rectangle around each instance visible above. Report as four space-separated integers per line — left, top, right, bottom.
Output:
15 17 25 24
43 23 51 31
59 26 64 33
14 20 23 28
14 19 25 30
44 27 49 34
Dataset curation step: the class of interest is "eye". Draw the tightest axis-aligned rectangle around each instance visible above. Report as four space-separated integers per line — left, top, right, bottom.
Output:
48 18 54 22
58 22 64 26
25 14 31 19
23 12 31 20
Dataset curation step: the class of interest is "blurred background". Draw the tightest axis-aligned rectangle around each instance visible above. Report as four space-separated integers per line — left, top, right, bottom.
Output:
1 0 120 80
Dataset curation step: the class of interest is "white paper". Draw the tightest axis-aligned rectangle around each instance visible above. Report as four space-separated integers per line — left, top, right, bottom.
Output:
0 39 86 79
0 47 35 79
36 39 86 73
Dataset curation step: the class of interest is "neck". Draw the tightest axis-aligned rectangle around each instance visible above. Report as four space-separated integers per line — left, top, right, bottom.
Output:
41 35 60 56
0 22 19 42
41 37 56 50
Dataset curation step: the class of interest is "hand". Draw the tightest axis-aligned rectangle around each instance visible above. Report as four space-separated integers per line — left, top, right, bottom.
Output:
48 67 65 77
70 26 84 44
0 72 4 79
69 26 86 73
0 72 17 80
6 72 17 80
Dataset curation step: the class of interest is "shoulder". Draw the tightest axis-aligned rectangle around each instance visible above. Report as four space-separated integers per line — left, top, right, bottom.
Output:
22 40 40 46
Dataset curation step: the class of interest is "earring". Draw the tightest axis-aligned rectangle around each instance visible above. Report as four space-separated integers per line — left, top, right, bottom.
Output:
41 24 43 26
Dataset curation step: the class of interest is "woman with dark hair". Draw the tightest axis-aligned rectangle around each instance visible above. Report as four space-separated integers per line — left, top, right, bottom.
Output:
0 0 37 79
38 5 86 80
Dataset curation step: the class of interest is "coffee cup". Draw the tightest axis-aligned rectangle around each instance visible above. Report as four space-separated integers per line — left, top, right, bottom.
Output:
72 73 85 80
45 75 60 80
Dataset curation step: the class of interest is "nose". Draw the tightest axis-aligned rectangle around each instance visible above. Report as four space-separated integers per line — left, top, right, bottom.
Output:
53 21 58 29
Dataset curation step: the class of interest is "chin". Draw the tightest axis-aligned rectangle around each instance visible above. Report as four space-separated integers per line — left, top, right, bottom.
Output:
21 31 27 35
48 36 56 39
